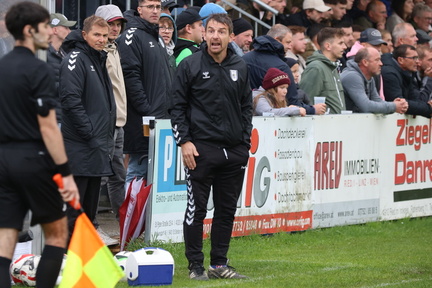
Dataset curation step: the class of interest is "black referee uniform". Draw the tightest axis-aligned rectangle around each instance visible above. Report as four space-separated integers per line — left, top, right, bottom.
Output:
0 47 65 230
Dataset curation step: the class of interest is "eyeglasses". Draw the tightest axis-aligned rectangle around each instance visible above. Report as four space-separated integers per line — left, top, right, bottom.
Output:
159 26 174 32
402 56 419 60
139 5 162 11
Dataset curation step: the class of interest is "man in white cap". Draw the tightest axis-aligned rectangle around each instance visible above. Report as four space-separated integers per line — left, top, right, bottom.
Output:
286 0 331 28
94 4 128 246
47 13 76 124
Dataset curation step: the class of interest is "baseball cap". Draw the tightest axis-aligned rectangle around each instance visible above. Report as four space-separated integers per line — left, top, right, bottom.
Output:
262 68 291 90
416 29 432 44
161 0 180 9
50 13 76 28
303 0 331 13
199 3 227 26
359 28 387 46
176 8 205 30
95 4 127 22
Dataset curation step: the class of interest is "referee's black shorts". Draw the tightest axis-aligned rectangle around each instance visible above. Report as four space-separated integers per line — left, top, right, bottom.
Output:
0 142 66 230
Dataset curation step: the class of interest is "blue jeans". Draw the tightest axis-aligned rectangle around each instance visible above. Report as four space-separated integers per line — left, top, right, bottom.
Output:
125 153 148 185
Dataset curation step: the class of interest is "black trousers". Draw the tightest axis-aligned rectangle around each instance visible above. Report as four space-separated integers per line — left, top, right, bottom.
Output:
67 176 101 239
184 142 249 266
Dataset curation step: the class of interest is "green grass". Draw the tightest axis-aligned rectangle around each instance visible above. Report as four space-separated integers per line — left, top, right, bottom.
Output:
120 218 432 287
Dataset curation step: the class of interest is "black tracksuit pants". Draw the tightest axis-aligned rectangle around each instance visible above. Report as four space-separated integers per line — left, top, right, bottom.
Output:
183 142 249 266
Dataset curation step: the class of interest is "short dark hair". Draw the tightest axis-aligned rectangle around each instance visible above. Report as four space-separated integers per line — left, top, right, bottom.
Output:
392 0 411 21
205 13 233 34
352 24 363 33
5 1 50 41
354 47 370 64
333 21 353 29
393 44 416 60
317 27 344 48
82 15 109 33
325 0 347 5
138 0 161 4
306 23 325 39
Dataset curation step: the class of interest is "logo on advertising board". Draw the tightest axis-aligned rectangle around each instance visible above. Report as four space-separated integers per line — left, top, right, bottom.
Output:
393 118 432 202
314 141 342 190
314 140 382 190
243 128 271 208
156 129 186 192
394 118 432 185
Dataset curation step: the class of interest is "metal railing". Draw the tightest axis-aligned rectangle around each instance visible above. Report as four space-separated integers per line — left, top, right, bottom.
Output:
220 0 278 36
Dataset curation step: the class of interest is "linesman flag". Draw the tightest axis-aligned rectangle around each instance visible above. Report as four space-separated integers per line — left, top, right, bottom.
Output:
54 174 123 288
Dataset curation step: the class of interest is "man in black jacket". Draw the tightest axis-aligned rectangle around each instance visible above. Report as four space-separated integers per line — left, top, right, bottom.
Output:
59 15 116 238
381 44 432 118
171 13 252 281
117 0 173 184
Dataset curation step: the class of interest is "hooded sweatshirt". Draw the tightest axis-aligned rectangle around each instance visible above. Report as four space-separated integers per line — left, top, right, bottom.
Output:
341 59 395 114
299 50 346 114
95 4 128 128
159 13 177 56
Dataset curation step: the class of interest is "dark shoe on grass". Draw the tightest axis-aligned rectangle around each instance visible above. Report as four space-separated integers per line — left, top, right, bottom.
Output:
208 265 248 279
189 263 209 280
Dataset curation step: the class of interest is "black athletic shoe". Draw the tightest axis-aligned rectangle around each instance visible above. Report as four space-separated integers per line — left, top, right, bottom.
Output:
208 265 248 279
189 263 209 280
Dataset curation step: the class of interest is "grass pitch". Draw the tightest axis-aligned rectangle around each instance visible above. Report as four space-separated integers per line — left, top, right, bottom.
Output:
119 217 432 287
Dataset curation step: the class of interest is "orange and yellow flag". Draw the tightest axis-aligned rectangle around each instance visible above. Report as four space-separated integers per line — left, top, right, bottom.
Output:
59 213 123 288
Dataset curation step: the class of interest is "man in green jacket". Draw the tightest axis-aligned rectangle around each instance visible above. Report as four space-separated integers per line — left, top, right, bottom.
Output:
299 27 347 114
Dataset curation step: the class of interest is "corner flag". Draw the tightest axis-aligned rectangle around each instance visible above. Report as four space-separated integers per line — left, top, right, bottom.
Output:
59 213 123 288
53 174 123 288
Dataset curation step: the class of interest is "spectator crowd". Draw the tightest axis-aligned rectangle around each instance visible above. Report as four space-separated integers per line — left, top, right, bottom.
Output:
1 0 432 274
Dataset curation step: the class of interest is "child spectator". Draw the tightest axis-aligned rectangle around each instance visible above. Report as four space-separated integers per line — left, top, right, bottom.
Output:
286 57 313 106
254 68 306 116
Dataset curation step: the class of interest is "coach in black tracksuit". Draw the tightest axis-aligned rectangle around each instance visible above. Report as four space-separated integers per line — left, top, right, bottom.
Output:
59 17 116 236
170 14 252 280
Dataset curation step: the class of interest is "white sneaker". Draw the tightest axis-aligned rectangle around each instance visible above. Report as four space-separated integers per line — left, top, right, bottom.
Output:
96 227 119 246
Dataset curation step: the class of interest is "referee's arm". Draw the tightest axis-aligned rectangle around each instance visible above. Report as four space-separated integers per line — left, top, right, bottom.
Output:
38 109 79 203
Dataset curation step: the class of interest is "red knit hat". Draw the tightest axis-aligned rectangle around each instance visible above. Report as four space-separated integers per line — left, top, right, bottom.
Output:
262 68 291 90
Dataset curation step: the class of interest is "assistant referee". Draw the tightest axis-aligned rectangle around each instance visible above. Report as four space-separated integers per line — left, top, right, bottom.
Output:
0 2 79 288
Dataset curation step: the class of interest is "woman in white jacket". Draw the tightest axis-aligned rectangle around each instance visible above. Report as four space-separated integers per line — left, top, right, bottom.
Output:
253 68 306 117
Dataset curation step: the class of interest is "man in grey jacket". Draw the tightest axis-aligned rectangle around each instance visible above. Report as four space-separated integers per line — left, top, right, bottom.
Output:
341 47 408 114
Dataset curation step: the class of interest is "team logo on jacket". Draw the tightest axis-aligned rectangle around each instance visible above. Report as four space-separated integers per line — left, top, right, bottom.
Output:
125 28 137 46
68 51 79 71
230 70 238 81
202 71 210 79
149 41 155 48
